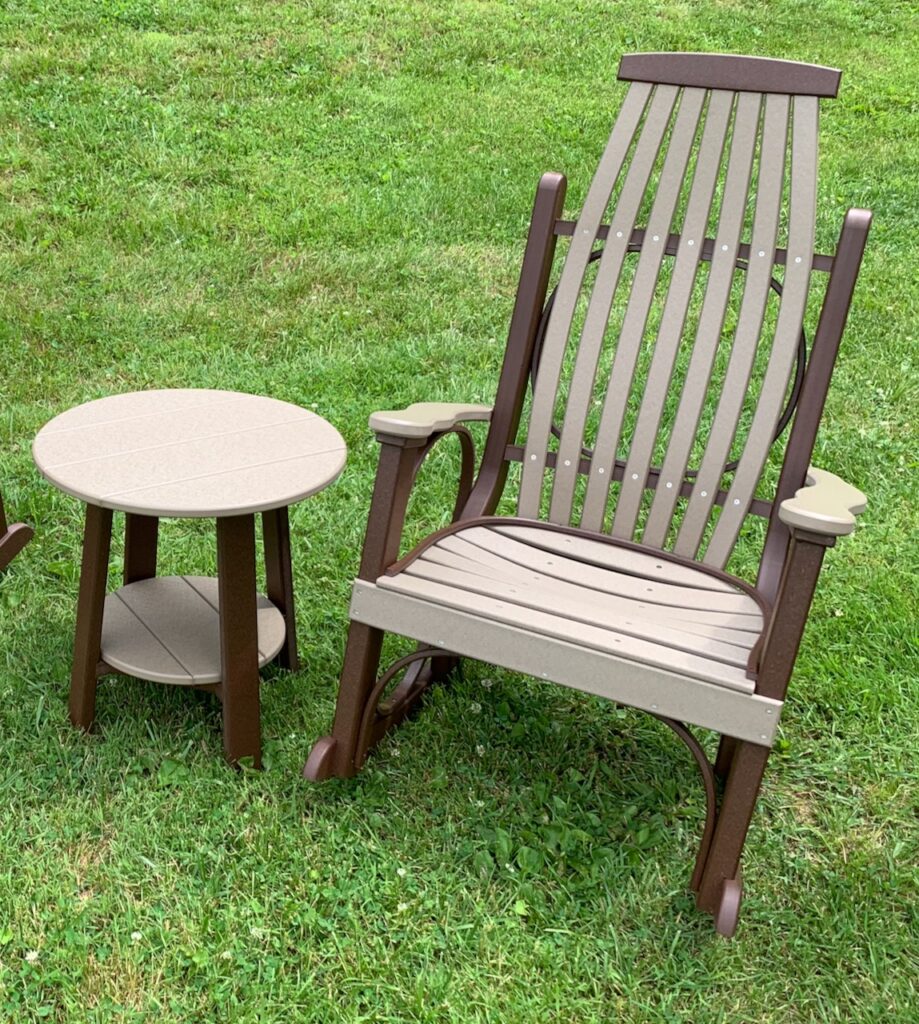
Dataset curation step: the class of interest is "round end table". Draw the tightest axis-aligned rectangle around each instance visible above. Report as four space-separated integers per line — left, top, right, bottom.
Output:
34 389 347 766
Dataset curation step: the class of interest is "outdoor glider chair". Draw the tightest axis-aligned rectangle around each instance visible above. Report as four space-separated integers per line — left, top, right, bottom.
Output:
305 53 871 936
0 492 32 571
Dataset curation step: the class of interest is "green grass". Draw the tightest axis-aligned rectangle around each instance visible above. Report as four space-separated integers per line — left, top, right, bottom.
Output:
1 1 917 1020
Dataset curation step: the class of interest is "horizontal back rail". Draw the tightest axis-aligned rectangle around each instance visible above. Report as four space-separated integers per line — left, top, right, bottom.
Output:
504 445 773 518
552 221 835 273
618 52 841 97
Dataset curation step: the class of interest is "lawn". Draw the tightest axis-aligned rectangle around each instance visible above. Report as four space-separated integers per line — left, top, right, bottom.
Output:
1 1 917 1021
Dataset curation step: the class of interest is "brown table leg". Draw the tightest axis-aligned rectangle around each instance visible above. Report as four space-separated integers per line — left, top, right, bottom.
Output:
124 513 158 584
217 514 261 767
262 506 299 671
70 504 113 730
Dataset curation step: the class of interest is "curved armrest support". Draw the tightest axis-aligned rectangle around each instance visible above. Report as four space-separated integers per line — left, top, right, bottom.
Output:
778 466 866 538
370 402 492 440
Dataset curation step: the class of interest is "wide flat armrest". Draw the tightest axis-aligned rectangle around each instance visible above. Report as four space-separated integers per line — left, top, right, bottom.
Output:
778 466 867 537
369 402 493 439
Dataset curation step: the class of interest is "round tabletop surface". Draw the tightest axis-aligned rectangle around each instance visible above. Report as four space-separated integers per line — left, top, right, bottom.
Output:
33 389 347 518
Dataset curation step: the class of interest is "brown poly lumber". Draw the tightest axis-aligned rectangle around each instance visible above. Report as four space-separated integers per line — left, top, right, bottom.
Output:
33 389 346 518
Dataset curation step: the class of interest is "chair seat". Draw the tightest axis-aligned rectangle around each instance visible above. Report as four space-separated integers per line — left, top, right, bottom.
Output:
349 520 779 744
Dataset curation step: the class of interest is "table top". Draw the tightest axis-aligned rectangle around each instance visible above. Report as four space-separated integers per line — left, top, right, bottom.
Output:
33 389 347 517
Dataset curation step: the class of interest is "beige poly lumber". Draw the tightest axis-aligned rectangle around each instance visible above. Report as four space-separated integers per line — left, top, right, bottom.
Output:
370 403 493 439
33 389 347 518
102 576 286 685
779 466 867 536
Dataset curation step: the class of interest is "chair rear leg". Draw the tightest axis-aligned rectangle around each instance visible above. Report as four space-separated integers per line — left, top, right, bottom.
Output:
304 620 384 781
696 740 771 937
714 734 738 781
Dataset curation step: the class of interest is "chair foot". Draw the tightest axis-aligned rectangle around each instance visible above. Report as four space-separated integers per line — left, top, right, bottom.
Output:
713 875 743 938
303 735 341 781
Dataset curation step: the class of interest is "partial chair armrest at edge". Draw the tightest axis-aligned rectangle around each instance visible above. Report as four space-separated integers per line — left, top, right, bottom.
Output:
0 493 33 572
778 466 867 538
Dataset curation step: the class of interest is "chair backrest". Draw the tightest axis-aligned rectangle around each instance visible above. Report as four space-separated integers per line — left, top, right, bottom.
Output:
509 53 849 572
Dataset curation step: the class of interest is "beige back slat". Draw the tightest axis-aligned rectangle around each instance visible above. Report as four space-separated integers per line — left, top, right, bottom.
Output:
574 88 708 530
518 81 653 518
703 98 818 564
611 90 735 539
672 93 791 558
641 92 763 548
549 85 689 525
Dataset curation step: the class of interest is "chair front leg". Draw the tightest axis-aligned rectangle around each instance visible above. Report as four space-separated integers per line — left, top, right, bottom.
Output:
304 438 432 781
696 740 771 937
304 621 385 780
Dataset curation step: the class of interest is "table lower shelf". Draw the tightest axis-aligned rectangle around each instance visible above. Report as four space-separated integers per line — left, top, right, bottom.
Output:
101 575 286 685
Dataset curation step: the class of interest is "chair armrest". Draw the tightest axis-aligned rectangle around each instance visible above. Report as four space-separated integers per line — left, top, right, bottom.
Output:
778 466 867 537
369 402 492 440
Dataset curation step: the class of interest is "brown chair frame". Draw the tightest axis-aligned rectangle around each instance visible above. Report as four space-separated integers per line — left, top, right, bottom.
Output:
0 492 32 571
305 53 871 936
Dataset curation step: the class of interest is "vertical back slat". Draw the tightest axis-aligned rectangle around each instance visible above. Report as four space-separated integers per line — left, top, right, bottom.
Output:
672 93 790 558
547 85 687 524
641 92 762 547
611 90 735 539
703 96 819 566
571 87 706 530
517 82 653 518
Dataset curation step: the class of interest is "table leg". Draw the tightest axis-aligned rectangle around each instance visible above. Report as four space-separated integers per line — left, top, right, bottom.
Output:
124 513 158 584
70 504 113 730
262 506 299 671
217 514 261 767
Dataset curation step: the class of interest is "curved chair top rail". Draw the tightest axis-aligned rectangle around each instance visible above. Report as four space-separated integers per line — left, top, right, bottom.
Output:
618 52 841 98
